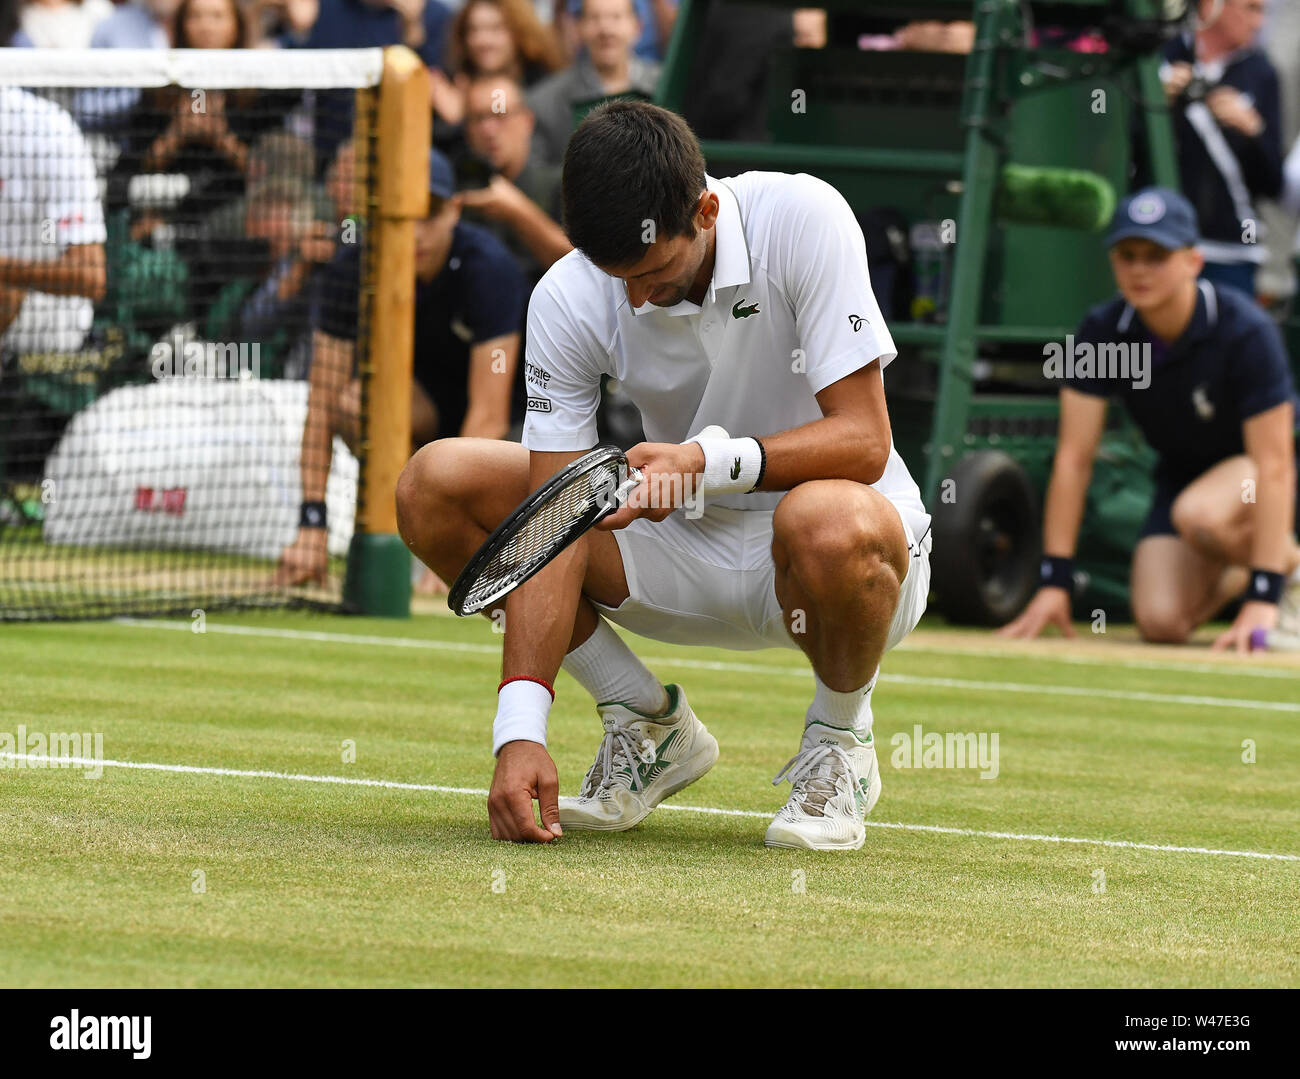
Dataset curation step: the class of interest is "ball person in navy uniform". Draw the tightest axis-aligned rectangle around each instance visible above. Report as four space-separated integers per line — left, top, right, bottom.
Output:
1002 187 1300 649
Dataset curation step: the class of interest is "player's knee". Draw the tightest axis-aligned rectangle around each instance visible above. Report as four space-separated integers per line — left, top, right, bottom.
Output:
396 439 460 549
1134 604 1193 644
777 499 899 600
1170 490 1229 542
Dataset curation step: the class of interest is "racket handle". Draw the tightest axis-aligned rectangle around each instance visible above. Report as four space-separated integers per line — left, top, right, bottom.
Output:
615 466 643 503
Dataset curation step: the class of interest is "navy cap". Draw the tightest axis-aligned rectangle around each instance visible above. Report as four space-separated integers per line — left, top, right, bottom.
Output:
429 149 455 200
1106 187 1199 251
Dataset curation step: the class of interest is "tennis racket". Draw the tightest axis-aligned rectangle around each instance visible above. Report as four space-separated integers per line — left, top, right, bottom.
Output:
447 445 642 616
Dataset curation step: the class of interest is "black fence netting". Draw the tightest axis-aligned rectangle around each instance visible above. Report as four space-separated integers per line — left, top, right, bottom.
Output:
0 59 379 620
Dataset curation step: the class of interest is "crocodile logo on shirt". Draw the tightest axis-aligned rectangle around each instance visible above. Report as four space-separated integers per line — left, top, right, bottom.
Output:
732 299 760 319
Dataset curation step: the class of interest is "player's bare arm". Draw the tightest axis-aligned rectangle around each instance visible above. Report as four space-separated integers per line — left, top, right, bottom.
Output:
460 332 520 440
999 387 1107 639
274 330 357 587
0 244 106 301
475 448 630 843
1212 400 1298 653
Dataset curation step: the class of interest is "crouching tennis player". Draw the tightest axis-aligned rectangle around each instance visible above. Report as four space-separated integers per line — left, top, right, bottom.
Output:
396 101 931 849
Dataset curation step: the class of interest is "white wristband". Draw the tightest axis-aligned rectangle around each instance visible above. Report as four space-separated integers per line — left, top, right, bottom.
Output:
492 680 553 756
692 436 764 495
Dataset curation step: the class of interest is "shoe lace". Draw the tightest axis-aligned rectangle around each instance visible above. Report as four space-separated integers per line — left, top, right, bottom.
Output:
771 743 851 818
579 719 652 797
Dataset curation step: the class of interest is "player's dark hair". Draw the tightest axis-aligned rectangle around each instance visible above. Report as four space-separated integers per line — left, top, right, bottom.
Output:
562 100 706 269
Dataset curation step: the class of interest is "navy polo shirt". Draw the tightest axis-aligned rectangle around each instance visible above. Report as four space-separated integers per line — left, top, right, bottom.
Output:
287 0 450 67
316 221 527 436
1067 281 1297 483
284 0 451 170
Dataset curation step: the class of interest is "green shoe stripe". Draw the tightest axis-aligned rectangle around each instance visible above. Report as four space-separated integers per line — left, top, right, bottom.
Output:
597 683 679 720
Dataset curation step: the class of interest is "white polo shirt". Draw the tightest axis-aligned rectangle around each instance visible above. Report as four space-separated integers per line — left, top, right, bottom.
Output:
0 87 107 353
522 170 928 534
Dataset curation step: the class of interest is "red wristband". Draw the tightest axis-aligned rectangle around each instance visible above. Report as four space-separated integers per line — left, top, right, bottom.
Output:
498 675 555 700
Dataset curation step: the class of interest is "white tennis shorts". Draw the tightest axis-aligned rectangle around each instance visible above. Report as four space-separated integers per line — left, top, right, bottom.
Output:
592 498 931 652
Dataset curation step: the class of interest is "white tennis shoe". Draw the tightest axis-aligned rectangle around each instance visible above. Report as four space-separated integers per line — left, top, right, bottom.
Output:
1278 568 1300 636
558 684 719 831
765 722 880 851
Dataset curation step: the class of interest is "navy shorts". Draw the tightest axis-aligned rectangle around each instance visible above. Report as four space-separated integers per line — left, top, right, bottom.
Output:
1139 471 1191 539
1140 442 1300 540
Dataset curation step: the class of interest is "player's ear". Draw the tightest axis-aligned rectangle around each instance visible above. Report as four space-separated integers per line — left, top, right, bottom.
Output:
696 191 719 230
1185 246 1205 277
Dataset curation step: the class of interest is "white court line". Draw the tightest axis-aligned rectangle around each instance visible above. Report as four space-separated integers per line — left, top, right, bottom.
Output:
3 750 1297 863
113 618 1300 714
897 641 1300 681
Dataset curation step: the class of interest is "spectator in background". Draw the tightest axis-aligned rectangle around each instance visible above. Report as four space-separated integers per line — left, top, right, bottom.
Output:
458 74 570 284
15 0 113 47
791 7 825 49
556 0 674 62
433 0 564 127
527 0 657 166
679 2 791 142
81 0 178 132
274 150 527 588
1253 0 1300 305
201 131 333 240
112 0 300 321
124 0 292 214
1159 0 1283 296
248 0 319 47
1285 135 1300 217
90 0 177 47
203 174 336 379
289 0 450 64
285 0 452 173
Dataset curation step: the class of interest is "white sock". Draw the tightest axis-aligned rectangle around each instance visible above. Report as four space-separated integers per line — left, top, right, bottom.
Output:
562 617 670 715
806 670 877 737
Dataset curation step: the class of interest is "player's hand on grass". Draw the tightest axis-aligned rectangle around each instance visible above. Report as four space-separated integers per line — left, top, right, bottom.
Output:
1212 599 1278 654
596 440 706 530
489 740 562 843
273 527 328 587
996 586 1076 639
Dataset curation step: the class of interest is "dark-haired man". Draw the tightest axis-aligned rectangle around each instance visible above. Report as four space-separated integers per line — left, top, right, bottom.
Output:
458 75 571 286
397 101 930 849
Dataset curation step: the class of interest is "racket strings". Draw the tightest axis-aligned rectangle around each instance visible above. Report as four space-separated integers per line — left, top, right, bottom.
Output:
463 462 619 609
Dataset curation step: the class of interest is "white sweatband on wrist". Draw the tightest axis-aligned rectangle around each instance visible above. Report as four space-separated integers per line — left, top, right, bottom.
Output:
492 679 553 756
691 435 764 495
